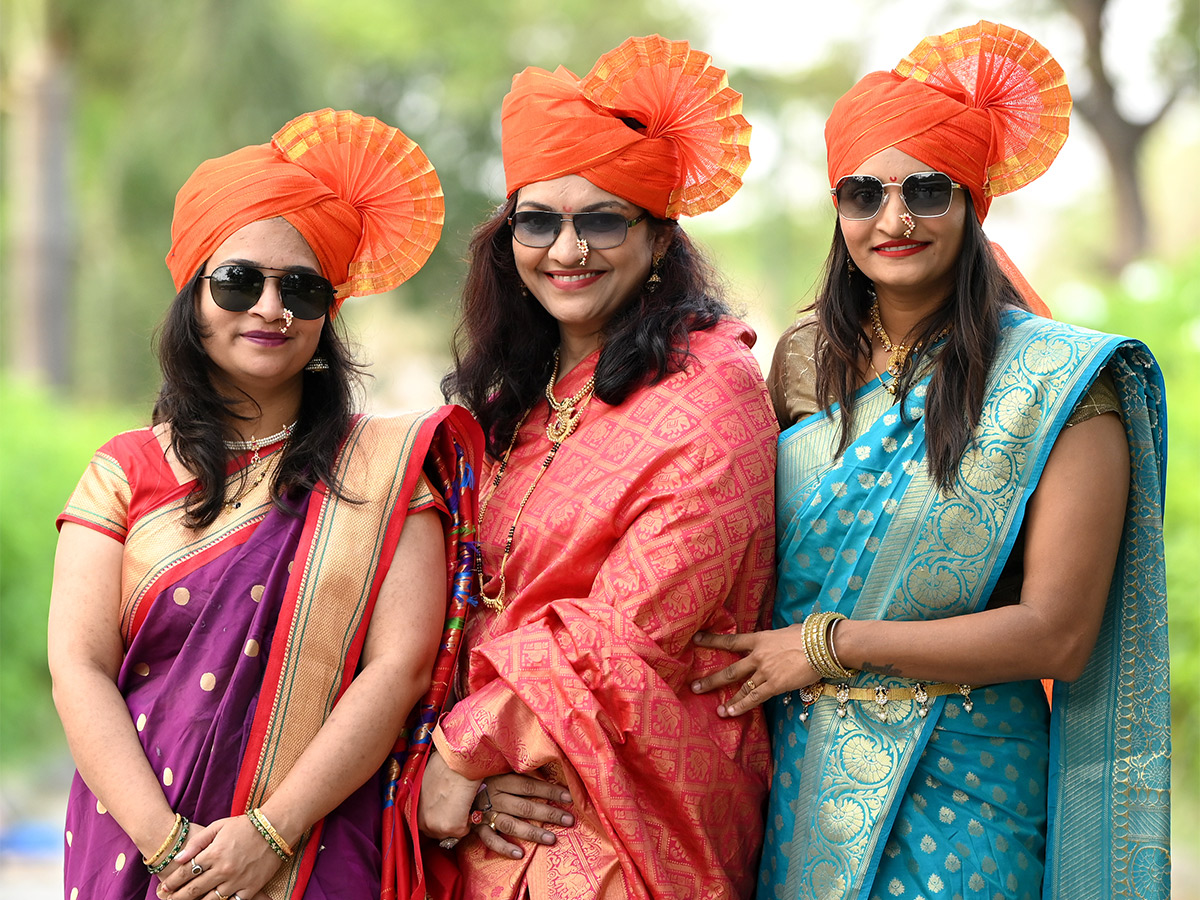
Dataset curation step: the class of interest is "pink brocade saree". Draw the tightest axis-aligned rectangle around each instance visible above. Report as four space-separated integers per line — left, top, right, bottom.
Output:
433 321 778 900
57 408 482 900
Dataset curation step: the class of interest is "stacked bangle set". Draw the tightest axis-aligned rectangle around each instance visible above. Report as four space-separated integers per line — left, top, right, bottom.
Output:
247 807 295 862
794 611 977 722
143 813 189 874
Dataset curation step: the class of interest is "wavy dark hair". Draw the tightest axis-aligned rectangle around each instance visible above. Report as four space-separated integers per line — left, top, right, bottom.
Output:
152 270 363 528
442 197 729 456
813 196 1029 492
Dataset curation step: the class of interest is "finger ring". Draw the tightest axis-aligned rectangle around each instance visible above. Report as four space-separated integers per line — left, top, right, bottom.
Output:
475 781 493 812
215 892 229 900
486 811 499 832
191 862 204 876
745 678 757 693
439 837 460 850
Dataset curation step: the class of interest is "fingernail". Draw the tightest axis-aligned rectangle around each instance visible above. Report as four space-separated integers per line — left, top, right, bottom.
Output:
561 814 575 826
717 705 729 718
511 848 523 859
690 681 701 693
541 833 556 844
560 792 571 803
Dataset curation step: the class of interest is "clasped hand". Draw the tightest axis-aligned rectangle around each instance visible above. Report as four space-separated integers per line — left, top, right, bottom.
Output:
154 816 278 900
418 750 574 859
690 623 818 717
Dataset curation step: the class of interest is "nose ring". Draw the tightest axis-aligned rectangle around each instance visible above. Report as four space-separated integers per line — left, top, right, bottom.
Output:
280 308 294 334
576 238 589 267
900 212 915 239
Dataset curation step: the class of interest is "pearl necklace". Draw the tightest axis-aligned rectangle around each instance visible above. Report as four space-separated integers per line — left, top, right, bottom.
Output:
222 422 295 511
477 354 596 611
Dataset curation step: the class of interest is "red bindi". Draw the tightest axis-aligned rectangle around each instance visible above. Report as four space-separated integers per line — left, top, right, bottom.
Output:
888 176 898 182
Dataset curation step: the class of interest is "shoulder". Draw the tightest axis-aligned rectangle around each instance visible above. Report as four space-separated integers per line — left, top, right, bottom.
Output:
768 314 821 429
677 317 770 392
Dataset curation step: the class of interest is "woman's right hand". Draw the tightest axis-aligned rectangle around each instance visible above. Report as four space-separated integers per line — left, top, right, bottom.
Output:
418 749 482 840
471 773 574 860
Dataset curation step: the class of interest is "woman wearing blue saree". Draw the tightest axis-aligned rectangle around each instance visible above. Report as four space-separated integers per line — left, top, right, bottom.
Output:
691 21 1169 900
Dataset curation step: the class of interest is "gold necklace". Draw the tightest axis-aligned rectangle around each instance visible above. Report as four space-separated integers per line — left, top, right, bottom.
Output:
478 355 597 611
544 350 597 442
868 300 950 395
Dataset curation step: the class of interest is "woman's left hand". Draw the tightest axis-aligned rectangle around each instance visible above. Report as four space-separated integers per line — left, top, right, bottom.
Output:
154 816 280 900
470 773 575 860
691 624 818 716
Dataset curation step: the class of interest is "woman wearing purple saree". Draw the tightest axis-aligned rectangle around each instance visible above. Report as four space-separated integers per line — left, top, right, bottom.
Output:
48 109 480 900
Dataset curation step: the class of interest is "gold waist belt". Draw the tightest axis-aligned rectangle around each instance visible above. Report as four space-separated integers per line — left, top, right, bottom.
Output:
787 680 980 722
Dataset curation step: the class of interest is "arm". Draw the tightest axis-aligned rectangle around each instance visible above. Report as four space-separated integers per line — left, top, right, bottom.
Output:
695 411 1129 715
161 510 448 900
48 523 180 860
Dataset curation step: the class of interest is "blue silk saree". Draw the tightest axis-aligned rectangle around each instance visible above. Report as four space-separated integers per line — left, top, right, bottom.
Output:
760 310 1169 899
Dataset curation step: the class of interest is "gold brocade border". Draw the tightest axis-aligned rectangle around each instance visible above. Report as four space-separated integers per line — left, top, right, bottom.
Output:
783 317 1120 898
238 412 437 898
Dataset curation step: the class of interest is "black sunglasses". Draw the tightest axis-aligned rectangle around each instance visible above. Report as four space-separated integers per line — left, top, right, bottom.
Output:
201 265 334 320
832 171 963 220
508 210 647 249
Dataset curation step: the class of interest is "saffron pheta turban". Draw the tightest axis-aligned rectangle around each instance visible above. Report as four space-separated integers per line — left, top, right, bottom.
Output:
826 20 1071 223
167 109 444 314
501 35 752 220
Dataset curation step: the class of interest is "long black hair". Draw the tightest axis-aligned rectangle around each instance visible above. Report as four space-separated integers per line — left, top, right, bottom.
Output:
813 196 1029 491
442 197 729 456
152 271 363 528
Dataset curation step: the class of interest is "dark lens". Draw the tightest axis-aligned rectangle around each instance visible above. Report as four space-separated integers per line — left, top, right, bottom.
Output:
279 273 334 319
511 211 561 247
575 213 628 249
207 265 264 311
902 172 954 217
835 176 884 219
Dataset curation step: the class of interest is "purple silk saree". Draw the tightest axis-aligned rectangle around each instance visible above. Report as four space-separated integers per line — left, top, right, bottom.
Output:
58 408 482 899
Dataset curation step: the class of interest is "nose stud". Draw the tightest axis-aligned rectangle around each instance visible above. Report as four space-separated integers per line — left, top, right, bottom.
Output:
900 212 915 239
280 308 294 334
576 238 589 267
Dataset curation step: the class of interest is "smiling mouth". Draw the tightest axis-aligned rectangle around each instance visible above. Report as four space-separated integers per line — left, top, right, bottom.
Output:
547 272 598 282
875 242 925 252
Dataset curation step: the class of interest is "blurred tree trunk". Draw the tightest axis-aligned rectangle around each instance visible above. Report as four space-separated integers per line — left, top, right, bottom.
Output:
5 9 73 387
1060 0 1178 270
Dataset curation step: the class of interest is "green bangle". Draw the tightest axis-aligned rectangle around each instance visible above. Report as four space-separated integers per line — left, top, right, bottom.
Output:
146 816 189 874
247 808 292 862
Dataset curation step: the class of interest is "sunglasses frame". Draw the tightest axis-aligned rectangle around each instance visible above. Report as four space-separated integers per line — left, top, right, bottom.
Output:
200 264 334 320
508 210 648 250
831 171 963 221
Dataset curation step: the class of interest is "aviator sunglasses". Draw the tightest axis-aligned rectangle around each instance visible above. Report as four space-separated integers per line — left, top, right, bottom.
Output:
201 265 335 320
509 210 647 249
832 171 963 221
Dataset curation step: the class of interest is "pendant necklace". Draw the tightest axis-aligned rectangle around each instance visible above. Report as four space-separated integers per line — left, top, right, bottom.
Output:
478 351 596 612
868 300 950 396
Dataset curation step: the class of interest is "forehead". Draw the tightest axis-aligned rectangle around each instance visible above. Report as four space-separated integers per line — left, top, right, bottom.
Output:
207 217 321 272
515 174 636 212
850 147 932 180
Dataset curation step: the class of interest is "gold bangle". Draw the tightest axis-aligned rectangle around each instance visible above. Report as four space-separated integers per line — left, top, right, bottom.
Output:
143 812 182 866
802 612 855 680
248 807 295 860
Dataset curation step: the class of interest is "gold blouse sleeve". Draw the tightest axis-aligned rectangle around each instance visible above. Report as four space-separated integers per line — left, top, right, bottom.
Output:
768 315 822 430
1066 368 1121 428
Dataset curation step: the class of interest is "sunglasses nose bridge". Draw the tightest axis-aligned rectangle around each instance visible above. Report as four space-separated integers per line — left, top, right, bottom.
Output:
545 215 583 260
249 274 289 316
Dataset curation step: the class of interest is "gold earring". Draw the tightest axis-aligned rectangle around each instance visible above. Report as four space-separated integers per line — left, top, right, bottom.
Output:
647 252 664 292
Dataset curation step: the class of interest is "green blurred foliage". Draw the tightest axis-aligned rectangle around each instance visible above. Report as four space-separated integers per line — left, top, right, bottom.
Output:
0 379 142 766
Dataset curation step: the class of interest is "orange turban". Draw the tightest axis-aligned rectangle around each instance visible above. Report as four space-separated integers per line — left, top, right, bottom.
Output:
501 35 751 219
825 20 1071 223
166 109 443 315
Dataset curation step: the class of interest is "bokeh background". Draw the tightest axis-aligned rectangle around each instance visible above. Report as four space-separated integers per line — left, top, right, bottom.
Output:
2 0 1197 895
